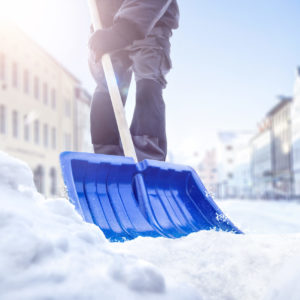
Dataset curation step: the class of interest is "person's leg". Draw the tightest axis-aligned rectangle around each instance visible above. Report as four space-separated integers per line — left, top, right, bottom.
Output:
130 79 167 161
90 51 132 155
129 36 172 161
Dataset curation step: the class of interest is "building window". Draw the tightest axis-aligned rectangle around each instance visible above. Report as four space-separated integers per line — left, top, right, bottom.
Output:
50 167 57 195
12 62 18 88
34 165 44 194
65 100 71 118
34 120 40 144
24 115 30 141
23 69 29 94
12 110 18 138
227 172 233 179
0 105 6 134
0 53 5 81
51 88 56 109
64 133 71 150
43 123 48 147
43 82 48 105
51 127 56 149
34 76 39 100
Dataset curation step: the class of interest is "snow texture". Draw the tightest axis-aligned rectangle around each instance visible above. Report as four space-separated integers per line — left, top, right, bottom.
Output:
1 151 300 300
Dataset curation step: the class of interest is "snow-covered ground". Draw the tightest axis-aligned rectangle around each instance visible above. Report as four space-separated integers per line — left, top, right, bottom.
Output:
1 151 300 300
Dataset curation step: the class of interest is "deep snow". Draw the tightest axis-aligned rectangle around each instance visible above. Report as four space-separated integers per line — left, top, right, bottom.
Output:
1 151 300 300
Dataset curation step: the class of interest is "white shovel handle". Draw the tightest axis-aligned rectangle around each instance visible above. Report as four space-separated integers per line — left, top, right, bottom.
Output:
87 0 138 163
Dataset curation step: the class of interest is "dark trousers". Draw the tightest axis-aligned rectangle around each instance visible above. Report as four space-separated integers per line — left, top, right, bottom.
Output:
90 31 172 161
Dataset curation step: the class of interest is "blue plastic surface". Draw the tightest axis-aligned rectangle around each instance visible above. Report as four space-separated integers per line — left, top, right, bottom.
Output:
60 152 242 242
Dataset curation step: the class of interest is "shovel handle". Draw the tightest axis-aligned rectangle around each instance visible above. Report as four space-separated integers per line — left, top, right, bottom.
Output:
87 0 138 163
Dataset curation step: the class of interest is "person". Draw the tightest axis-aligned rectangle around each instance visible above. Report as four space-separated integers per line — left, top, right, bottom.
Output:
88 0 179 161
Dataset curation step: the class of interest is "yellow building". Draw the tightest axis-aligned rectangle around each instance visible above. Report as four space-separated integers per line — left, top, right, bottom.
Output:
0 22 92 196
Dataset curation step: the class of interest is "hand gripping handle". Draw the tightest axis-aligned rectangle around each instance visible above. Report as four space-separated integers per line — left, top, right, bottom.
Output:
87 0 138 162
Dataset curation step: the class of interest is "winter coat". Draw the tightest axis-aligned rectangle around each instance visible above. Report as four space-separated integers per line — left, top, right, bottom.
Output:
97 0 179 38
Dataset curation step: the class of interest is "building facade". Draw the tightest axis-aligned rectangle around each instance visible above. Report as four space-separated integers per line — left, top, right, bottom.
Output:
210 69 300 200
216 131 253 198
268 97 293 198
197 149 218 197
74 88 93 153
291 69 300 197
0 22 91 196
251 118 273 198
232 141 252 199
215 132 236 198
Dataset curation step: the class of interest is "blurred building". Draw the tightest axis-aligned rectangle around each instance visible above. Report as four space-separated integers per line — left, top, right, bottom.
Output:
251 117 273 198
0 22 91 196
216 131 253 198
267 96 293 198
291 68 300 197
215 132 236 198
74 87 93 153
197 149 217 196
232 140 252 198
196 70 300 200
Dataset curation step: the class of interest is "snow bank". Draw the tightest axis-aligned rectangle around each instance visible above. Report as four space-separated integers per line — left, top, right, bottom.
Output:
113 228 300 300
265 255 300 300
218 199 300 234
0 152 198 300
1 151 300 300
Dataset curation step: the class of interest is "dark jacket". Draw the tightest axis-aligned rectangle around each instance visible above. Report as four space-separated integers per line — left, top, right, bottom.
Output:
97 0 179 38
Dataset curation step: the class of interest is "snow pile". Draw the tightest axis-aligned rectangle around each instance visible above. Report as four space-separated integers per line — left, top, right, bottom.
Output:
218 199 300 234
0 152 198 300
1 151 300 300
114 227 300 300
265 256 300 300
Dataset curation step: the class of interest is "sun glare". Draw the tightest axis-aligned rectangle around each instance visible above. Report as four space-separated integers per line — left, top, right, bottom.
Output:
0 0 47 33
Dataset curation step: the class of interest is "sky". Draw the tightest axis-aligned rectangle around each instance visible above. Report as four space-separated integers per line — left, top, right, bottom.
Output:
1 0 300 163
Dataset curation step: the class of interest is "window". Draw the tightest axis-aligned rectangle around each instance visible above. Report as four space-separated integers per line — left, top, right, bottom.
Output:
12 110 18 138
23 69 29 94
51 88 56 109
43 123 48 147
50 167 57 195
0 105 6 134
12 62 18 88
24 115 30 141
64 133 71 150
34 165 44 194
34 120 39 144
43 83 48 105
51 127 56 149
0 53 5 80
34 76 39 100
65 100 71 118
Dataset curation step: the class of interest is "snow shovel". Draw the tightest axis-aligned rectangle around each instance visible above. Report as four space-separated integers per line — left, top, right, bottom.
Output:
60 0 242 242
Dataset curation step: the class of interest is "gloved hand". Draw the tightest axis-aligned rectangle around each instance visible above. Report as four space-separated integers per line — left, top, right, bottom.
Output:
88 19 143 63
88 28 128 62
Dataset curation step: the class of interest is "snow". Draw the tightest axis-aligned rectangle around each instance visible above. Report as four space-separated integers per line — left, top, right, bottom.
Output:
1 151 300 299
